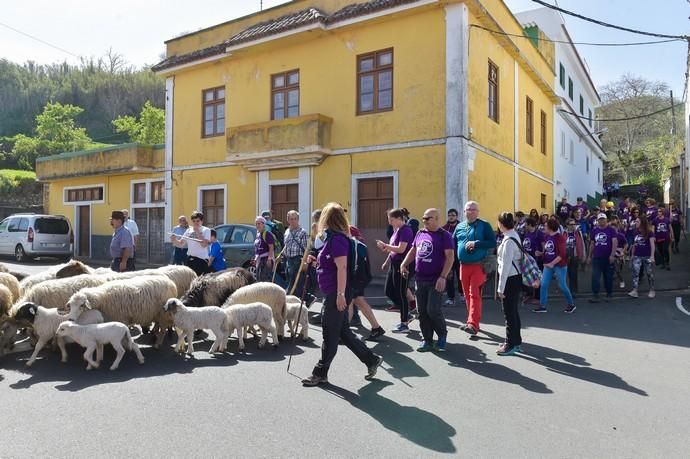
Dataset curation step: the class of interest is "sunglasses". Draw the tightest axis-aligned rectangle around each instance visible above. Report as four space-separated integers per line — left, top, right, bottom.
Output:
422 216 433 221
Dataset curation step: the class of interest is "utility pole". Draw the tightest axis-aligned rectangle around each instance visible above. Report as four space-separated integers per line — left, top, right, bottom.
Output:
670 90 677 136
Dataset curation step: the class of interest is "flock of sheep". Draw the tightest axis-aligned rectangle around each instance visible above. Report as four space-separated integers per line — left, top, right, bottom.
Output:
0 260 310 371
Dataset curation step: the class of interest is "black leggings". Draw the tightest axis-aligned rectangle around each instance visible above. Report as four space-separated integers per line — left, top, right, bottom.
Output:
672 222 681 251
501 275 522 347
385 259 409 322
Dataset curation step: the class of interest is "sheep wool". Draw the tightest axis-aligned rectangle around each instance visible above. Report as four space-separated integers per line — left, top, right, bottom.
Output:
223 282 287 338
11 302 104 366
19 260 92 293
0 273 20 303
163 298 228 354
65 275 177 349
223 301 277 352
285 302 309 341
0 284 12 317
92 265 197 299
181 267 255 307
56 321 145 371
16 273 123 311
0 263 8 273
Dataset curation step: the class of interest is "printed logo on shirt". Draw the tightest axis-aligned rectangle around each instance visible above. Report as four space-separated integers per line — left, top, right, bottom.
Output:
544 240 555 255
417 240 434 259
634 234 647 246
566 234 576 248
523 238 532 251
595 232 608 246
657 223 668 232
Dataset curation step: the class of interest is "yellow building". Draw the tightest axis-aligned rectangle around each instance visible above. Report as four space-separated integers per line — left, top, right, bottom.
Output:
39 0 557 264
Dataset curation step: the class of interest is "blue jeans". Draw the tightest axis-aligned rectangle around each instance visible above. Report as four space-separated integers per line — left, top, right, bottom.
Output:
540 265 574 307
591 257 614 296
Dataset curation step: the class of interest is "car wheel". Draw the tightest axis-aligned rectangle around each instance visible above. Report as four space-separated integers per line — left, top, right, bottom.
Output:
15 245 28 263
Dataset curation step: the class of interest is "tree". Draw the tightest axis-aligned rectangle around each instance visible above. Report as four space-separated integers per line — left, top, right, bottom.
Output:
8 102 93 169
599 74 684 185
112 101 165 144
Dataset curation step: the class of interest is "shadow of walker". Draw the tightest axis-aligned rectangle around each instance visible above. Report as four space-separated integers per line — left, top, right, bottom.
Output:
323 380 457 454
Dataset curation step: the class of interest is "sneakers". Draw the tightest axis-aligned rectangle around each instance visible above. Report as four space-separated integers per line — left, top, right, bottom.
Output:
385 305 400 312
434 336 447 352
443 298 455 307
416 341 433 352
496 343 520 356
619 281 625 289
628 289 639 298
460 324 478 335
366 327 385 341
532 306 548 313
391 323 409 333
648 290 656 298
301 374 328 386
564 304 576 314
365 354 384 380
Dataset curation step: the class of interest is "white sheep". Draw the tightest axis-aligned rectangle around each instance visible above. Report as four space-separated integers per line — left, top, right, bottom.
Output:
0 273 20 303
0 285 12 318
65 275 177 349
222 282 287 339
181 267 255 307
17 273 123 311
11 302 104 366
20 259 92 293
55 321 145 370
91 265 197 298
223 302 278 352
0 263 8 273
285 301 310 341
163 298 228 354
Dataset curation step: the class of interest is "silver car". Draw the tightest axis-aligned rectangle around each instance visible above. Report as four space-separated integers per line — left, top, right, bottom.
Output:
0 214 73 262
214 224 257 270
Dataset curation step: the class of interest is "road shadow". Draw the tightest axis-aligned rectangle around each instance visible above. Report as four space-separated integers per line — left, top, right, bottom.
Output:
324 380 457 454
436 343 552 394
368 336 429 386
517 343 647 396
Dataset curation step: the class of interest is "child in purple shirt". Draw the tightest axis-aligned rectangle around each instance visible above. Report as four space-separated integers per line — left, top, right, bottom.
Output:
654 207 673 270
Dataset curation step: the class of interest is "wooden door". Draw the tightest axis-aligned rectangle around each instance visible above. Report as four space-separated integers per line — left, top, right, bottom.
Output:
202 189 225 228
77 205 90 257
357 177 393 271
270 184 299 223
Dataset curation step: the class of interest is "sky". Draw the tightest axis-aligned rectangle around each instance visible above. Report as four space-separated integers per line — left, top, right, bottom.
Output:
1 0 688 94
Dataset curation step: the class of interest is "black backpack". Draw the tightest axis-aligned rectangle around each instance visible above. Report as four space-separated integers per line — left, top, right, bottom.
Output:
348 237 373 292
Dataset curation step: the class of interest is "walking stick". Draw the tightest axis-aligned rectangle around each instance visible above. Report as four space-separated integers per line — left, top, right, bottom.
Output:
289 239 313 296
271 249 285 283
287 268 310 374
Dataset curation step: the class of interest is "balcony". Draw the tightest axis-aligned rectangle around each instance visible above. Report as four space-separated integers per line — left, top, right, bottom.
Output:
36 143 164 181
226 114 332 171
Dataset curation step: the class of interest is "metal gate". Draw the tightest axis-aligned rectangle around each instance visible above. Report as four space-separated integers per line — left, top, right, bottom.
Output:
133 207 166 264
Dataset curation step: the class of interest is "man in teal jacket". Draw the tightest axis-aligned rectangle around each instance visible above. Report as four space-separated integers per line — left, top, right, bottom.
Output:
453 201 496 335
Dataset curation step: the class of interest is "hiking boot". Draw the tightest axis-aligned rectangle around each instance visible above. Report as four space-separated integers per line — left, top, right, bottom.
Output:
628 289 639 298
648 290 656 299
391 323 409 334
301 374 328 387
366 327 385 341
564 304 576 314
433 336 447 352
365 354 383 380
416 341 433 352
532 306 548 313
496 343 519 356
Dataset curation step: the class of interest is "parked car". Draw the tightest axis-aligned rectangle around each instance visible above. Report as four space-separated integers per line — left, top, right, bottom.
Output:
0 214 73 262
214 224 257 270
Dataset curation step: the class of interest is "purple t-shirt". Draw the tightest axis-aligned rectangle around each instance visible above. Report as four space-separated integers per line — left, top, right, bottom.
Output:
671 208 682 223
254 230 274 258
574 203 588 216
317 232 350 295
542 233 560 264
655 217 671 242
522 230 543 258
389 225 414 262
414 228 454 282
591 226 617 258
565 231 577 250
633 231 654 258
558 203 572 219
645 206 657 220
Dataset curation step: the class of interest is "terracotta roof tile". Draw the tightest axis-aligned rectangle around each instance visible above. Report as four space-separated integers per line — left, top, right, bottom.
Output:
153 0 423 72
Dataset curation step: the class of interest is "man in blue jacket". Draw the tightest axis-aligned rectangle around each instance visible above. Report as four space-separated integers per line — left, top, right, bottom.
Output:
454 201 496 335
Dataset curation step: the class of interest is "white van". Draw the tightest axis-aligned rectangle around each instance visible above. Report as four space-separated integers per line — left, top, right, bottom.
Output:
0 214 73 262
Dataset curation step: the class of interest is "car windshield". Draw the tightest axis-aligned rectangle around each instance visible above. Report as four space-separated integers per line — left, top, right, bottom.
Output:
35 218 69 234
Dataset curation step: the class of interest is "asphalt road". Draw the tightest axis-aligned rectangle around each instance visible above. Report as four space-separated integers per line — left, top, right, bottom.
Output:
1 259 689 458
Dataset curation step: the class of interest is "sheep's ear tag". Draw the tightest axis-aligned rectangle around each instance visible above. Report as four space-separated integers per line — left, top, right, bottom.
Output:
29 307 36 315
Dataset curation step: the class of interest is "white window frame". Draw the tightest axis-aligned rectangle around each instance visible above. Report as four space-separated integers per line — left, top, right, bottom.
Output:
560 131 566 159
569 139 575 165
197 184 227 226
350 171 399 226
130 178 165 209
62 183 106 206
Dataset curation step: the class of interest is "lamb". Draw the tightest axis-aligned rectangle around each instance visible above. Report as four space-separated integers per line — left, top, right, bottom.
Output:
285 301 310 341
55 321 145 370
181 267 255 307
11 302 104 366
20 259 92 292
223 302 277 352
64 275 177 349
0 263 8 273
0 285 12 317
222 282 287 339
0 273 21 303
163 298 228 354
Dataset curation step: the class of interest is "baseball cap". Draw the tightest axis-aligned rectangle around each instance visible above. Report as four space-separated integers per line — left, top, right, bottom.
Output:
597 213 608 220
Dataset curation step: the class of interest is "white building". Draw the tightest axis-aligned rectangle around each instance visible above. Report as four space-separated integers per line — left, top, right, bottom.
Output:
515 7 606 207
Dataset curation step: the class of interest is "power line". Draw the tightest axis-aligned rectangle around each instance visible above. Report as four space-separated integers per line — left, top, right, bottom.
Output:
529 0 689 40
470 24 684 47
0 20 80 59
560 103 684 122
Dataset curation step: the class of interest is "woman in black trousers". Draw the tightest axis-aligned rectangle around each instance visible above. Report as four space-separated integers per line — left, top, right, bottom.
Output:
495 212 523 356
